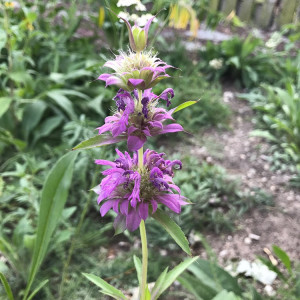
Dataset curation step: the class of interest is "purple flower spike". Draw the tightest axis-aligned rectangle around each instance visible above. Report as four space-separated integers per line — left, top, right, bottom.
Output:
96 88 184 151
93 149 188 232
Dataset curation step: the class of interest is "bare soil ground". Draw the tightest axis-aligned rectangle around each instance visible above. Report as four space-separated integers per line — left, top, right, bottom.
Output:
175 89 300 263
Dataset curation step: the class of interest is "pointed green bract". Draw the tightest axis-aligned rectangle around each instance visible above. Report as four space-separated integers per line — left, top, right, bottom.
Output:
152 209 191 255
72 134 125 150
82 273 127 300
173 100 199 114
0 272 14 300
23 151 78 300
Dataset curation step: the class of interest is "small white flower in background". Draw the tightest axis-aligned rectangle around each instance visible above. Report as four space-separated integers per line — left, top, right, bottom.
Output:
117 0 138 7
266 32 282 49
118 11 131 22
135 1 146 11
118 12 156 28
264 285 276 297
209 58 223 69
117 0 146 11
135 13 157 27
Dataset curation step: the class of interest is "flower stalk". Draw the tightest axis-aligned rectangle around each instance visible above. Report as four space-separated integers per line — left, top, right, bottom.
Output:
139 219 148 300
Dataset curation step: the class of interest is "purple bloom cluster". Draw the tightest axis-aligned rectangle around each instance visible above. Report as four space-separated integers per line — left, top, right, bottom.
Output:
97 88 183 151
94 149 187 232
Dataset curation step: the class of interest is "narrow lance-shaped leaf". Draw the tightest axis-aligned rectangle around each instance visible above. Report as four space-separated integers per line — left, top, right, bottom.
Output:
0 272 14 300
272 245 292 274
172 100 199 114
133 255 142 286
152 257 199 299
82 273 127 300
151 267 169 300
23 151 78 299
152 209 191 255
72 135 126 150
27 280 49 300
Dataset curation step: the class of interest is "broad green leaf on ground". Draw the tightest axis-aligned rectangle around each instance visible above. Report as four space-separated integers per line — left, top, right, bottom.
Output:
0 97 12 118
72 134 126 150
0 272 14 300
173 100 199 114
272 245 292 274
82 273 127 300
188 259 243 295
152 209 191 255
23 151 78 299
179 259 243 299
151 257 198 299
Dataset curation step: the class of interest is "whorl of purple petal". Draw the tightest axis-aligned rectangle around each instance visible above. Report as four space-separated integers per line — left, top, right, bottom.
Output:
94 149 187 232
158 88 174 107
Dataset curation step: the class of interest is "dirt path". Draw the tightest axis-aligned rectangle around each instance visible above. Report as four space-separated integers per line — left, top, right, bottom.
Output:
177 89 300 262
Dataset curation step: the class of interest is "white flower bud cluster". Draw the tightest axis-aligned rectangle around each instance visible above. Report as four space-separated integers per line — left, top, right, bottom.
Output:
209 58 223 70
117 0 146 11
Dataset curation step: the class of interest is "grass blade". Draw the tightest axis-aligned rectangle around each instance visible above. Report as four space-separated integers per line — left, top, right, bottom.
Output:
23 151 78 299
27 279 49 300
82 273 127 299
0 272 14 300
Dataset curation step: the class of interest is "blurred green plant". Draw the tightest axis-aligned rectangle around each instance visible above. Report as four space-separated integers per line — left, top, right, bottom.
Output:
198 36 285 88
239 80 300 172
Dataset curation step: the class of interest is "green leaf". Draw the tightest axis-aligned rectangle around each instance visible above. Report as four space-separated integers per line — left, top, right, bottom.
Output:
0 97 12 118
272 245 292 274
72 134 125 150
82 273 127 300
212 290 242 300
21 101 47 141
0 29 7 51
173 100 199 114
0 272 14 300
47 90 76 120
153 257 198 299
249 130 277 142
178 273 211 300
27 279 49 300
151 267 168 300
133 255 142 286
152 209 191 255
145 285 151 300
23 151 78 299
33 115 63 145
188 259 243 296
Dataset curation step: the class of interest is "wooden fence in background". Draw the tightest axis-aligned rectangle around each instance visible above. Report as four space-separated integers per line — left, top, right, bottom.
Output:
210 0 300 29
